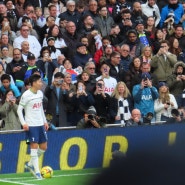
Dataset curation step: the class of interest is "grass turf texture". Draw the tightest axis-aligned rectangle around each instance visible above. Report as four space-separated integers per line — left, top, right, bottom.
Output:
0 168 101 185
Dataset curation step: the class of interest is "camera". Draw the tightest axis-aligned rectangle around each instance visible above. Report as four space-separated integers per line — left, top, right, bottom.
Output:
57 79 63 85
97 83 103 88
88 114 96 120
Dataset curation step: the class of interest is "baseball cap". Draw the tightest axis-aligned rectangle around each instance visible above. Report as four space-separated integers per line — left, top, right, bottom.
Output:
141 72 151 80
27 52 35 60
158 82 168 88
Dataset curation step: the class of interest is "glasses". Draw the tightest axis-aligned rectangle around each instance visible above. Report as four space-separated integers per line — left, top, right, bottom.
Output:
89 68 95 70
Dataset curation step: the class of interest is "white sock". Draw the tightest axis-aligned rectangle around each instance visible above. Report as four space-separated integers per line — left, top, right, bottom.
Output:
30 149 40 174
37 148 45 157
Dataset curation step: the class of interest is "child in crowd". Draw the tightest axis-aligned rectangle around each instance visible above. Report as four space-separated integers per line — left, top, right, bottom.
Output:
0 74 21 98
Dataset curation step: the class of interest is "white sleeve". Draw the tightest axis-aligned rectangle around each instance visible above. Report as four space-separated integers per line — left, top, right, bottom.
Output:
17 104 26 126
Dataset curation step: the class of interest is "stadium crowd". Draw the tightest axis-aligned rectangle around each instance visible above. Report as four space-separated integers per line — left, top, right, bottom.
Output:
0 0 185 130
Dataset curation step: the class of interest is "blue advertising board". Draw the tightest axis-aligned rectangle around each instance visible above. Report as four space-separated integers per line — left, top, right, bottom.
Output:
0 124 185 174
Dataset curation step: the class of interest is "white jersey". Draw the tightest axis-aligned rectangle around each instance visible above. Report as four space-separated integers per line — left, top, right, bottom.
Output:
96 75 117 96
17 89 47 126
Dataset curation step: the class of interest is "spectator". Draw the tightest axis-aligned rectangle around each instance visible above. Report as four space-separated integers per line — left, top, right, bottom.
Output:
110 81 133 125
99 44 114 65
62 21 81 59
42 24 66 50
15 0 26 20
96 61 117 95
77 70 96 93
58 0 81 29
0 16 16 44
0 46 12 70
93 79 110 121
35 7 46 29
0 34 13 58
72 42 92 68
139 46 153 63
21 41 30 62
132 62 159 90
120 29 144 58
132 72 159 119
167 61 185 107
37 46 58 85
74 80 95 123
125 57 142 91
159 0 184 28
109 24 124 47
135 19 152 47
168 37 185 63
84 61 97 80
153 28 167 54
119 44 132 72
108 51 126 82
17 4 35 29
131 1 147 27
44 0 66 18
0 74 21 98
94 36 112 67
45 36 62 60
126 108 143 126
44 72 67 127
118 9 133 39
94 6 114 37
169 25 185 52
6 48 26 89
141 0 161 27
144 16 156 43
151 40 177 82
13 25 41 59
112 0 131 23
60 58 82 84
0 2 17 32
62 72 77 126
76 106 105 129
85 0 99 19
154 82 177 122
0 89 21 130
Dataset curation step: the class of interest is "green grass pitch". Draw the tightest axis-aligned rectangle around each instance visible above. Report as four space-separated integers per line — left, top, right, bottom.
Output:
0 168 101 185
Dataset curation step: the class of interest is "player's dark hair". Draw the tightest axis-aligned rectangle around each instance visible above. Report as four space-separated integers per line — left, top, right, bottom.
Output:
29 74 41 86
1 74 11 82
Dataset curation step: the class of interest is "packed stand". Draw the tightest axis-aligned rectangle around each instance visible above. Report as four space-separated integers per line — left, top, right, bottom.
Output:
0 0 185 130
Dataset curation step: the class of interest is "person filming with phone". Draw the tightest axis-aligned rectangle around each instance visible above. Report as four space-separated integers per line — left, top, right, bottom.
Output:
151 40 177 82
93 79 110 123
0 89 21 130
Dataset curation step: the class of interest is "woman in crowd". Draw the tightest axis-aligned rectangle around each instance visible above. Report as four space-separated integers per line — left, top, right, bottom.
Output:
42 24 66 50
125 57 142 92
153 28 167 54
77 70 96 93
109 81 133 125
139 46 153 63
144 16 156 43
154 82 178 122
37 46 58 85
0 90 21 130
74 80 95 123
0 16 16 44
168 37 185 63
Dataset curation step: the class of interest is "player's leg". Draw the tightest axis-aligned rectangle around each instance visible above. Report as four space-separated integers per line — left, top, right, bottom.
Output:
38 142 47 157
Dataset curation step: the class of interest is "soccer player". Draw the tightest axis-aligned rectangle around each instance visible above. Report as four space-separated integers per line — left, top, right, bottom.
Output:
17 74 49 180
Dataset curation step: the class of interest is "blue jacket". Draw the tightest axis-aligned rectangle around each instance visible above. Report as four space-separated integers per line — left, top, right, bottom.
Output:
0 84 21 98
159 4 184 28
132 84 159 116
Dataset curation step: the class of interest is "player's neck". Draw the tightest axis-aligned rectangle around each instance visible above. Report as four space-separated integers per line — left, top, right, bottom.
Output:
30 87 38 94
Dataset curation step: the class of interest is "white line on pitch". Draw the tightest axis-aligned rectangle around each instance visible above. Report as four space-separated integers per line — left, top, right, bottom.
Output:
0 178 36 185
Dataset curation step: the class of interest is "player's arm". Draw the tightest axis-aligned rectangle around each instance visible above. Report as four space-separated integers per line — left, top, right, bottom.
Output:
17 103 29 131
41 104 49 131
